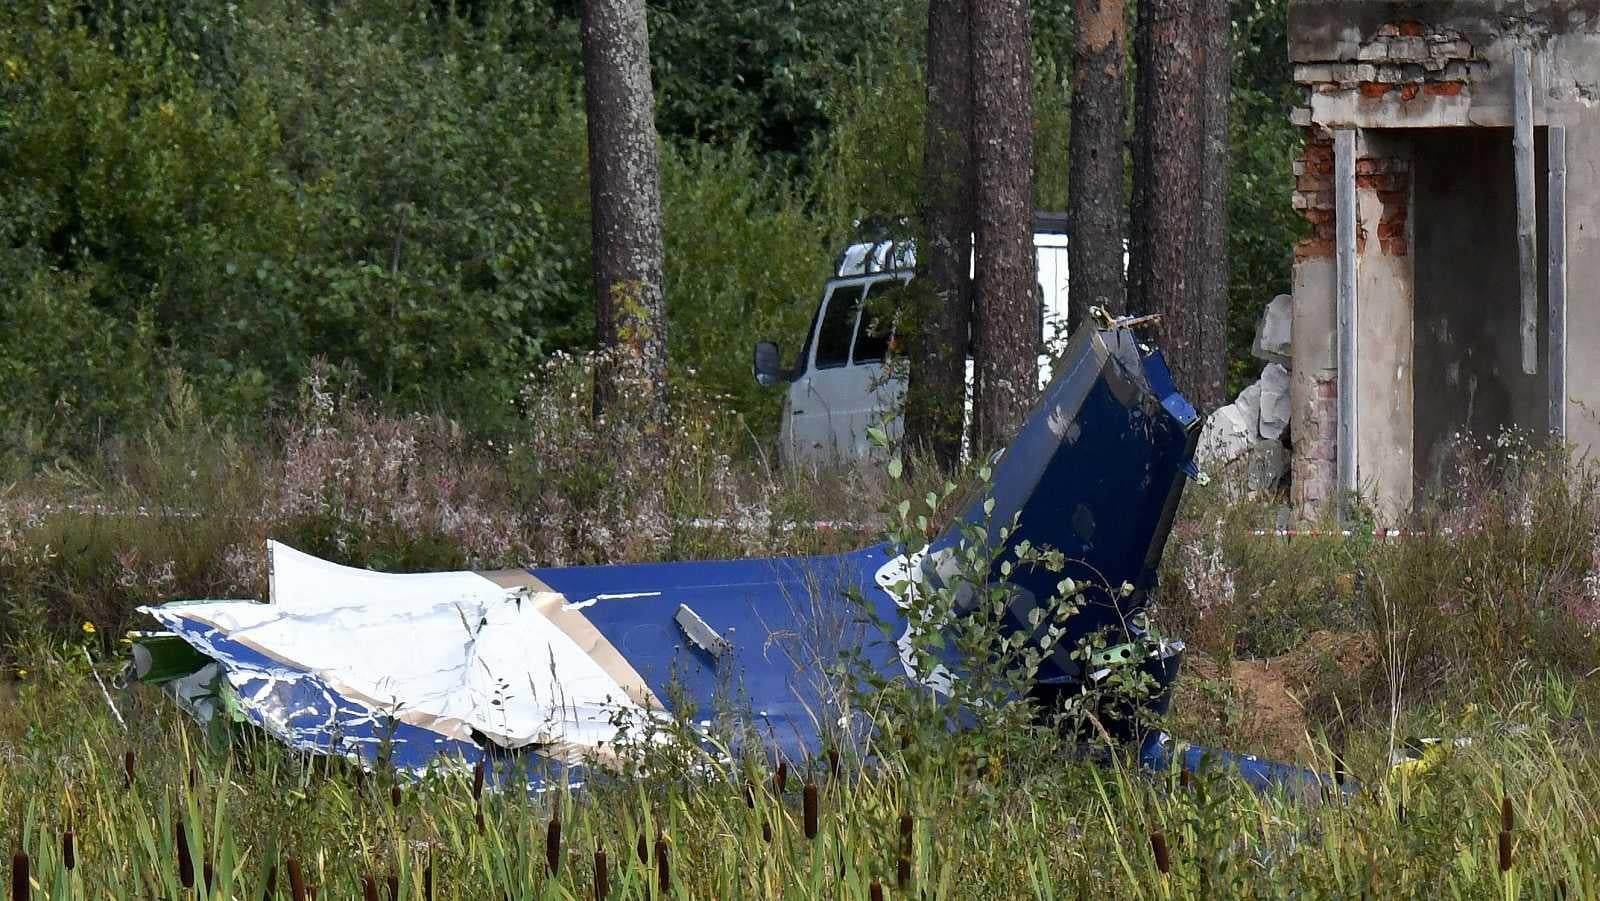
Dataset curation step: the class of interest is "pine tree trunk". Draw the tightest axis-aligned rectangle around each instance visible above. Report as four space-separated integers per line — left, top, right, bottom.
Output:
907 0 976 469
581 0 667 424
1131 0 1225 410
971 0 1037 453
1067 0 1127 329
1195 0 1231 408
1127 0 1153 316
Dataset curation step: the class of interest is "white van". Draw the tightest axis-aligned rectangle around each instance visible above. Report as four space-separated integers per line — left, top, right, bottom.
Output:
754 218 1073 467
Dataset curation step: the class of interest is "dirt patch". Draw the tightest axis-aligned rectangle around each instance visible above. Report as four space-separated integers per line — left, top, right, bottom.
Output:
1175 630 1373 761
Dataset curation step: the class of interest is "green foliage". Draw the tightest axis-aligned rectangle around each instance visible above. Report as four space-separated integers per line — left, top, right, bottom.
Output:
1227 0 1306 393
0 0 594 450
648 0 924 160
661 142 831 436
0 0 1311 458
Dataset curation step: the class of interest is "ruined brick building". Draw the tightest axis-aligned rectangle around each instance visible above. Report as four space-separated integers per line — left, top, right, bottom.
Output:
1287 0 1600 520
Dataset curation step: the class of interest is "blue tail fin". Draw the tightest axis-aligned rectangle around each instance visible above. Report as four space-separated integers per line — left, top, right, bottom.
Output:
933 323 1202 688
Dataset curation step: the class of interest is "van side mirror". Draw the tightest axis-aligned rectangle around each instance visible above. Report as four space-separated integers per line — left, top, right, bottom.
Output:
753 341 787 387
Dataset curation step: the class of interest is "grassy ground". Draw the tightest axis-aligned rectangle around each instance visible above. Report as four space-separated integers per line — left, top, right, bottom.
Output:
1 369 1598 897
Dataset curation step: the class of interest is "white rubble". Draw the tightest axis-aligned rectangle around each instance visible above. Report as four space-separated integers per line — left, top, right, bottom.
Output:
1196 297 1295 494
1252 294 1293 366
1257 362 1291 442
1198 401 1256 464
1246 438 1289 492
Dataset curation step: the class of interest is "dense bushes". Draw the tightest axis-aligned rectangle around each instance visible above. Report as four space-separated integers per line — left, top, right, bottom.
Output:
0 0 1305 463
0 0 837 460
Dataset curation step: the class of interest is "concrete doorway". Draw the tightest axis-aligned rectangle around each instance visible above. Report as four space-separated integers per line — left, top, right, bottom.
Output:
1410 127 1552 498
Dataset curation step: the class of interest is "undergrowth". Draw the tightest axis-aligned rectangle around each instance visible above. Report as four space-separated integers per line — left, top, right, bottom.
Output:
1 370 1599 897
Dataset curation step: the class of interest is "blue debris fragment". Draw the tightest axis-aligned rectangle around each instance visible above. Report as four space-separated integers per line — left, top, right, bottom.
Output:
134 319 1341 795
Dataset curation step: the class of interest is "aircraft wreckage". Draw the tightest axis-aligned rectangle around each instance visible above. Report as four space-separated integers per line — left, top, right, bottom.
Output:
131 318 1343 794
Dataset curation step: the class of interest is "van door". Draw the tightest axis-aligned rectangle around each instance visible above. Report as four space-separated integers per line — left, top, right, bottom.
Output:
843 277 908 457
784 275 908 464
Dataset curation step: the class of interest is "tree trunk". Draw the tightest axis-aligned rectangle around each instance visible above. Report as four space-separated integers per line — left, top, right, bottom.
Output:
1128 0 1153 317
971 0 1037 454
581 0 667 425
1066 0 1127 329
1130 0 1226 410
1195 0 1231 407
907 0 976 470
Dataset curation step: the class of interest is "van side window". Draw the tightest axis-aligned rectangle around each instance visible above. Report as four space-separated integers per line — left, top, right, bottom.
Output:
814 285 859 369
852 279 897 364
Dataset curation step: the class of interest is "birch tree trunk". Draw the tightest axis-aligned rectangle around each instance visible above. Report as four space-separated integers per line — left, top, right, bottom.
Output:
971 0 1037 453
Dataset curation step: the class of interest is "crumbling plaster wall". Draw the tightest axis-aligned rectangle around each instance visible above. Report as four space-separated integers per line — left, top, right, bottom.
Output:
1288 0 1600 519
1290 129 1414 518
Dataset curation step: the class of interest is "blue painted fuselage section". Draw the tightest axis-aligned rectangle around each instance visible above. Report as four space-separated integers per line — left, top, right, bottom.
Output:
534 547 904 761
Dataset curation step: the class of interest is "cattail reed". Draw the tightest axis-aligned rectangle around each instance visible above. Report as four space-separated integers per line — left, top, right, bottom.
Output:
827 748 840 779
123 750 135 789
803 782 819 839
475 806 484 834
263 860 277 900
1498 830 1513 872
899 813 913 860
762 821 772 843
390 784 402 808
204 860 215 892
744 780 756 809
11 851 27 901
1150 831 1171 875
60 827 74 871
636 832 648 865
546 813 561 875
286 856 307 901
386 870 398 901
896 854 910 889
654 834 669 894
774 760 787 794
870 880 884 901
176 821 194 889
594 847 609 900
424 857 434 901
473 760 485 801
1501 796 1515 833
362 874 380 901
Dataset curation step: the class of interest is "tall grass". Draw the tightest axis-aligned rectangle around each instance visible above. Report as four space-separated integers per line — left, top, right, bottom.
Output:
2 373 1600 897
2 667 1599 897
